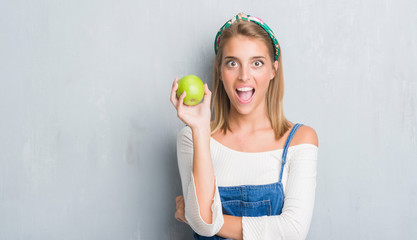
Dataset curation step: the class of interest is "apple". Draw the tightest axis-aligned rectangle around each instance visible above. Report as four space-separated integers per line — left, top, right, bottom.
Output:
176 75 205 106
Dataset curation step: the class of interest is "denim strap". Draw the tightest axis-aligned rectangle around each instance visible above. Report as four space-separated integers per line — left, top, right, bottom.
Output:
278 123 303 183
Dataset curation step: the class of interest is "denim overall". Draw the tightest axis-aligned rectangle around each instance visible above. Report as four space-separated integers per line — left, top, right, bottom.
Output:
193 123 303 239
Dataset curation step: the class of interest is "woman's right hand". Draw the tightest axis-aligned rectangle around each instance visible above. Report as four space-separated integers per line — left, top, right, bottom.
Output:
170 77 212 131
174 195 188 225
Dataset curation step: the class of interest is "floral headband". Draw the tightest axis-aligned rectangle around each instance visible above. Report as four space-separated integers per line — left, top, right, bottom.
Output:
214 13 280 61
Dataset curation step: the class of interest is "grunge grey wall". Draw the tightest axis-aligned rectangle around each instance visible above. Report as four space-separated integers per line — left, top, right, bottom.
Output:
1 0 416 239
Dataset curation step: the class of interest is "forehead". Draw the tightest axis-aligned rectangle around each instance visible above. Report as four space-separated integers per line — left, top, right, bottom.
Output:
222 35 270 58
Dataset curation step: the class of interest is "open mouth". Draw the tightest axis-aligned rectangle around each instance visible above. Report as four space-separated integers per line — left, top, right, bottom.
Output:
235 87 255 104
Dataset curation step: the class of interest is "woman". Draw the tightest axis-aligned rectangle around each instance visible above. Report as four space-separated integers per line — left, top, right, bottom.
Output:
170 13 319 240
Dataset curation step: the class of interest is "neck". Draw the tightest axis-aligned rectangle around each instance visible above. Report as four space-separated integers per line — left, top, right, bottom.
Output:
227 100 271 134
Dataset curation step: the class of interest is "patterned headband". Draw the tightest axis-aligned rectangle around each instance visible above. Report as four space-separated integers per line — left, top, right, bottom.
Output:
214 13 280 61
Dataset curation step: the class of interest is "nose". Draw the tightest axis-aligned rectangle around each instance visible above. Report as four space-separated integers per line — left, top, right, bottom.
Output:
238 64 250 82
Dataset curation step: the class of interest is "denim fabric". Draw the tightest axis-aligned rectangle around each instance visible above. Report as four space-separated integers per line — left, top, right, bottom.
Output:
193 123 303 240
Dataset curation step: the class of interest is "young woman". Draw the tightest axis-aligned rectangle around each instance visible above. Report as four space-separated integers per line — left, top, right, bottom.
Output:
170 13 319 240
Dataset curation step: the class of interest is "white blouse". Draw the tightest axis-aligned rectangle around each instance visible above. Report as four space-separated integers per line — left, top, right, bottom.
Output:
177 126 319 240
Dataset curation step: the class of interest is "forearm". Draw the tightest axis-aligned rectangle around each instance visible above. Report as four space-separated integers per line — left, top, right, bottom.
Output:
177 126 224 236
192 127 216 224
217 215 243 240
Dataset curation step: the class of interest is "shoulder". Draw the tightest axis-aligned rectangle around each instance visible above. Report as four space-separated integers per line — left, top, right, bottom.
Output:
293 124 319 148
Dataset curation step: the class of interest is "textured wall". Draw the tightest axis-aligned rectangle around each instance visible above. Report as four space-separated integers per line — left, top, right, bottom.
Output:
1 0 416 239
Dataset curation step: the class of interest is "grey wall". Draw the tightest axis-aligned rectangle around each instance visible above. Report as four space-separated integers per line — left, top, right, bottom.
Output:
1 0 416 239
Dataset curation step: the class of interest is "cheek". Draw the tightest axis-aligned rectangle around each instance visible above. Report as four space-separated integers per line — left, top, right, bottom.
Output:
221 68 237 83
253 69 273 82
220 70 237 96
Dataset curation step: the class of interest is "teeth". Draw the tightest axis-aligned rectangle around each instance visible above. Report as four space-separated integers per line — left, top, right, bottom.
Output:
236 87 254 92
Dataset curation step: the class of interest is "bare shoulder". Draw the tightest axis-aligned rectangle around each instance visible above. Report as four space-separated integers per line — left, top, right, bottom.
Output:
293 124 319 147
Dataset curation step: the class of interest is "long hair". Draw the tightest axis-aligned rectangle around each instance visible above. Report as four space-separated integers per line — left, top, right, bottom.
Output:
210 21 291 140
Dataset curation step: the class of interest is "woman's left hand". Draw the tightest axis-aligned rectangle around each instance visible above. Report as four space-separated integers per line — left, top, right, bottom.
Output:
174 195 188 225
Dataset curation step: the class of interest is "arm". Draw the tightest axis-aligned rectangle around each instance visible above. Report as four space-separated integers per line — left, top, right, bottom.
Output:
192 127 216 224
175 196 242 239
177 126 224 236
217 215 243 240
242 144 319 240
172 78 224 236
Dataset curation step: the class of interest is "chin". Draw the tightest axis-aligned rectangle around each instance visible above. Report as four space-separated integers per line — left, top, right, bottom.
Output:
231 100 259 116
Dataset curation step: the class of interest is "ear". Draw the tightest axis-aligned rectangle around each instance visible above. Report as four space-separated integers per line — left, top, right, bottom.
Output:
271 60 279 79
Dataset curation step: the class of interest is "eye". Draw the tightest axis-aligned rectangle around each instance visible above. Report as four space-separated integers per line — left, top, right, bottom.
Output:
253 60 264 68
226 60 238 68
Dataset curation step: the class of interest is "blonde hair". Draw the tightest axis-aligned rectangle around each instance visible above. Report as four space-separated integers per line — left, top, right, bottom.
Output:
210 21 291 140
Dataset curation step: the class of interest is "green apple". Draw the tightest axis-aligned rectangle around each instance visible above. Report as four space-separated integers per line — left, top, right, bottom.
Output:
176 75 205 106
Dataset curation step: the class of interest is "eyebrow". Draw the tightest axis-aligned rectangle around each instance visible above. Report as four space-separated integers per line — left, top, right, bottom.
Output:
224 56 266 60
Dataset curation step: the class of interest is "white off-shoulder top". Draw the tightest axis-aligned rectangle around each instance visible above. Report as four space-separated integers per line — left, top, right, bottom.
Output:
177 126 319 240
